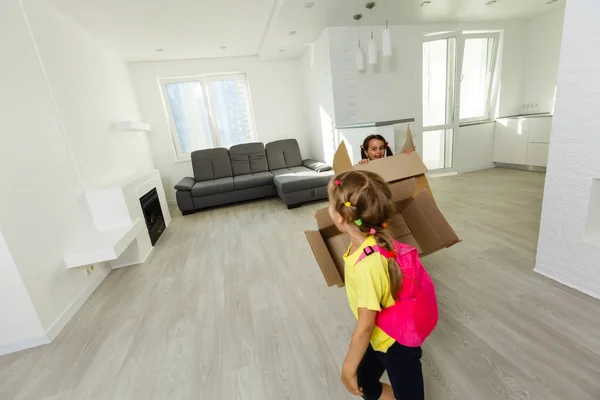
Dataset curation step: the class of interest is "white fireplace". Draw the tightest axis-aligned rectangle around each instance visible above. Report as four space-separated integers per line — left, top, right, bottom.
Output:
63 169 171 269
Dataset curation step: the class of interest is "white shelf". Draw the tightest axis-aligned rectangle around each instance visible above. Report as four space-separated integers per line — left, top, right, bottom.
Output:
64 218 145 269
113 121 151 132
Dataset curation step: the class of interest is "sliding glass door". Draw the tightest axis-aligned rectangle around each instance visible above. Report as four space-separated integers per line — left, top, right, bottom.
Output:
422 34 458 170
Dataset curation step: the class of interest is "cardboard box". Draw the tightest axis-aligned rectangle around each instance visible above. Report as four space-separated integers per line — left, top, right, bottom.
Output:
305 143 459 287
332 142 434 200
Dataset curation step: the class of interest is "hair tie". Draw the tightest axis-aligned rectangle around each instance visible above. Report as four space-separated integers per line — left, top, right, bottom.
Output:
388 250 397 258
354 219 363 226
334 180 341 186
381 222 388 228
385 142 389 146
344 201 351 208
369 228 376 235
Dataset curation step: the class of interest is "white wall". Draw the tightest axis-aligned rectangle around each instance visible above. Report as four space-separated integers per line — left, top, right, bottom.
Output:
0 0 155 349
22 0 155 190
129 57 311 202
0 230 46 355
520 10 565 114
535 0 600 299
496 22 528 118
302 21 527 168
300 30 336 163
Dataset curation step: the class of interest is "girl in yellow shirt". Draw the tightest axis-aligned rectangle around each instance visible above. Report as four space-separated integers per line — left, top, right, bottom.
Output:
328 171 424 400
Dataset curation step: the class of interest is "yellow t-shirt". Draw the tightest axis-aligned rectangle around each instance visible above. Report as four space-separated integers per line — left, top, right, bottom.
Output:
344 235 396 353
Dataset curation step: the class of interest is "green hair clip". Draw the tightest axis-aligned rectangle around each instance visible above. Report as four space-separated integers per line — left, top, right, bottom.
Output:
354 219 363 226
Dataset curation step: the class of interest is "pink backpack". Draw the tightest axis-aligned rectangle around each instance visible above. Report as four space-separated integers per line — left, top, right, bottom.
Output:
355 240 438 347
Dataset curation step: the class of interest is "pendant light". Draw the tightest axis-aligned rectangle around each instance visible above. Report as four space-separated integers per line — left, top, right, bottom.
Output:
382 0 392 57
366 2 378 65
353 14 365 71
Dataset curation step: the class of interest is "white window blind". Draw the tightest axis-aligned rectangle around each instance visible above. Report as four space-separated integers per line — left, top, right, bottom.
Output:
162 74 256 159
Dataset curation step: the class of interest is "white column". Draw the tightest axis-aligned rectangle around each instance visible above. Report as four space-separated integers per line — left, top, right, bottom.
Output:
534 0 600 299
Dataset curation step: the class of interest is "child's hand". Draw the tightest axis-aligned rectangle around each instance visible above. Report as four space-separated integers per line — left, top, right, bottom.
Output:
358 159 369 164
341 362 364 396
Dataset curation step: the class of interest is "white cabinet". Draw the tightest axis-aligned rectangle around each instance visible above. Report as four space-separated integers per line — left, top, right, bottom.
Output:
494 118 529 165
526 143 550 167
528 118 553 143
494 115 552 168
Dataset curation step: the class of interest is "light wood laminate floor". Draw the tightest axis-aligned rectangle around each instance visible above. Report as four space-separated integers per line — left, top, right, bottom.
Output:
1 168 599 400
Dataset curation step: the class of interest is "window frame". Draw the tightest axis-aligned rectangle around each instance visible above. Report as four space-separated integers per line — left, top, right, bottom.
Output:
159 73 257 161
457 32 500 124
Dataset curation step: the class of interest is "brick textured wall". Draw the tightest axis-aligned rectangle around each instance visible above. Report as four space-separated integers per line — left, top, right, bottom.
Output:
535 0 600 299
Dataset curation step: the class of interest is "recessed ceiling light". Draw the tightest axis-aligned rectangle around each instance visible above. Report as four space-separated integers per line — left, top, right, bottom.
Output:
220 45 227 50
288 30 297 35
486 0 497 4
305 2 315 8
156 48 164 52
420 1 431 6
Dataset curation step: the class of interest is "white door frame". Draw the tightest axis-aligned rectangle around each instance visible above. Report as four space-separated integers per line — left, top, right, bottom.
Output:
423 32 461 170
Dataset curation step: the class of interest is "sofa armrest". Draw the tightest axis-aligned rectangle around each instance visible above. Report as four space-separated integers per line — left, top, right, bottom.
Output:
302 159 332 173
174 177 195 191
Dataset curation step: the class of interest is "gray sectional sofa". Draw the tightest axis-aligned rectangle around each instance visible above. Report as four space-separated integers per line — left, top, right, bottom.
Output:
174 139 333 214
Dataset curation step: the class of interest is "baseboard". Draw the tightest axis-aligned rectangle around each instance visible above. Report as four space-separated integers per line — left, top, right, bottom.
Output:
0 334 49 357
534 268 600 300
458 163 496 174
111 244 154 269
45 266 110 341
494 162 546 173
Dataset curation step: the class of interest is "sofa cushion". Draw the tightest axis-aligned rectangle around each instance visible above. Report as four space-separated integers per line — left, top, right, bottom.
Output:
233 172 274 190
302 159 333 172
271 166 333 193
229 142 269 176
266 139 303 170
191 148 233 182
191 177 234 197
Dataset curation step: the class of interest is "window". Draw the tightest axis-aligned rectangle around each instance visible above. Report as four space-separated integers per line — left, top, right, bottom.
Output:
161 74 256 159
459 34 499 122
423 38 453 128
421 31 500 170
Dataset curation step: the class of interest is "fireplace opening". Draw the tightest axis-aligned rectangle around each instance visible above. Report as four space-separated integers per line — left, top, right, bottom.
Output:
140 188 166 246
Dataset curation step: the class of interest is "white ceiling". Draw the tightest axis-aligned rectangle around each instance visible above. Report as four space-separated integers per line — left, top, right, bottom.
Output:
48 0 565 63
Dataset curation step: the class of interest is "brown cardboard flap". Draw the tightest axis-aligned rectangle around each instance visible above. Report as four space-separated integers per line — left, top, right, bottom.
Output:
355 152 428 183
325 233 351 278
401 124 416 153
314 207 335 230
387 214 411 238
333 142 428 183
389 179 417 203
401 193 459 255
332 142 354 175
397 233 421 254
332 143 433 200
401 200 444 254
412 191 459 246
305 231 343 287
415 175 434 201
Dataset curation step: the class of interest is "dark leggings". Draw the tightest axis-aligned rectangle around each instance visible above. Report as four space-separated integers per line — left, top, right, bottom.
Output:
356 342 424 400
